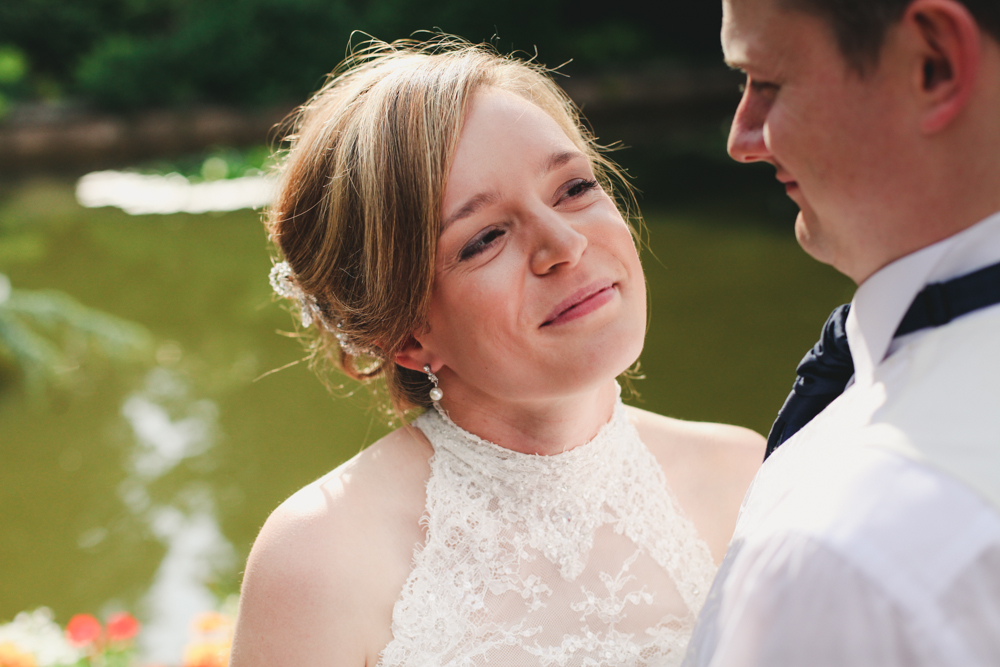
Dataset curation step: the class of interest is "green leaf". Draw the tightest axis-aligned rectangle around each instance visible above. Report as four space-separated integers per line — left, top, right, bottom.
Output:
4 288 152 360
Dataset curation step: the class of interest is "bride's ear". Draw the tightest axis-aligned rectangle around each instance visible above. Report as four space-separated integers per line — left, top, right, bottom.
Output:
393 335 440 373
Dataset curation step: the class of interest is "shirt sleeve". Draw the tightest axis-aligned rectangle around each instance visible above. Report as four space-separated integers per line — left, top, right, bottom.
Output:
940 545 1000 663
683 535 1000 667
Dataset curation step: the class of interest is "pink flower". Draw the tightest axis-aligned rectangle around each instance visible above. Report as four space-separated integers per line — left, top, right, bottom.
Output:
65 614 102 646
106 613 140 642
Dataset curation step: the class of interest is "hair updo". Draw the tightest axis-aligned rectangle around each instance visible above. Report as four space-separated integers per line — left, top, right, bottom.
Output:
266 36 635 412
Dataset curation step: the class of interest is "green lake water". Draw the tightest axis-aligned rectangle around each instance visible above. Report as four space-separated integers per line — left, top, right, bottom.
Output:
0 175 854 661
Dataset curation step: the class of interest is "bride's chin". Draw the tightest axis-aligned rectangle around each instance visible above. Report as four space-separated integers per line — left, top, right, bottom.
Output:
550 350 643 399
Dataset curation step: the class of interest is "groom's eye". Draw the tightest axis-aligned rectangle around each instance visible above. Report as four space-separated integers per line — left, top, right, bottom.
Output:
748 78 780 95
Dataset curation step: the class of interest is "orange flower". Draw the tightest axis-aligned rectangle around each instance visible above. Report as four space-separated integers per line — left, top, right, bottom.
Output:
182 640 231 667
106 612 140 642
0 641 37 667
191 612 229 635
65 614 102 647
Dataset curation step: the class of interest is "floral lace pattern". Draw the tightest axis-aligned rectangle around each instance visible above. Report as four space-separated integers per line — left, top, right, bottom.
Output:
378 396 718 667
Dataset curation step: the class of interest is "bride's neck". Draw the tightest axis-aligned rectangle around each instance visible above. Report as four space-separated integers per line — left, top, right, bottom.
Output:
435 380 619 456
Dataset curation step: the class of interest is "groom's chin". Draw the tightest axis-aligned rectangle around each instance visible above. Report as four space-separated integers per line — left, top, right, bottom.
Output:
794 208 837 269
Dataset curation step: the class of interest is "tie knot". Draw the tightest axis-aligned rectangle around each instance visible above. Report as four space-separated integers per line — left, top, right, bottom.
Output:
765 304 854 459
792 304 854 398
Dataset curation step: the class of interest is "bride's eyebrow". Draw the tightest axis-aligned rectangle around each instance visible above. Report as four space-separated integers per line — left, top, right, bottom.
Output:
443 151 587 229
444 191 500 229
540 150 587 176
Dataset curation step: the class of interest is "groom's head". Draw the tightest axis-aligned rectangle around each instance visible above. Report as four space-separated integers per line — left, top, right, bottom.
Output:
782 1 1000 71
723 0 1000 283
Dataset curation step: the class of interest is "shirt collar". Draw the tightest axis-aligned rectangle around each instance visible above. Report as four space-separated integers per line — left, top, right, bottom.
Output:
846 211 1000 386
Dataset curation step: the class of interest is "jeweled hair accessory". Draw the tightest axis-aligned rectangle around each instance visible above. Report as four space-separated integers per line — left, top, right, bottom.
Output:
269 261 322 328
268 261 375 357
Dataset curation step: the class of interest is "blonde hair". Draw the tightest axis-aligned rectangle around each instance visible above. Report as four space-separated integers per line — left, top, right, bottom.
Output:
266 36 638 412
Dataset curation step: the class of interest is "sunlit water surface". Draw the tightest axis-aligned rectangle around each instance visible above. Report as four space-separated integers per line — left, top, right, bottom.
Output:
0 178 852 662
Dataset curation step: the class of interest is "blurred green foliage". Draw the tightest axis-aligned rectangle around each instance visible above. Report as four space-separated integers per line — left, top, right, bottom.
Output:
0 46 27 84
0 0 725 110
0 44 28 118
0 184 152 398
135 145 275 181
0 276 152 398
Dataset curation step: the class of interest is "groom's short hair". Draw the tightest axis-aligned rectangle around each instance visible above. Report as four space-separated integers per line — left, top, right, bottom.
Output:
782 0 1000 72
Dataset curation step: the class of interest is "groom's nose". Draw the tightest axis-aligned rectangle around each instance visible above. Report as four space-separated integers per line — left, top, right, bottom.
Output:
728 89 770 164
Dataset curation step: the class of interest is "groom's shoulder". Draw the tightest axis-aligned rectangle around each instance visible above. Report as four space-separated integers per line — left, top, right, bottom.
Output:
737 447 1000 618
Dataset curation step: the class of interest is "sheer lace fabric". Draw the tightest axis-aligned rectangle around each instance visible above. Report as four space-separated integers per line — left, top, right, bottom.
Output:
378 398 717 667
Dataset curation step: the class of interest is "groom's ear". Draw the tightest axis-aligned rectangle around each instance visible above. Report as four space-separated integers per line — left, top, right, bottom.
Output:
903 0 982 133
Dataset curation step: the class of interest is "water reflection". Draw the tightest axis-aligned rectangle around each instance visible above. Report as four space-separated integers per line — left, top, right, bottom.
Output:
141 500 234 664
119 364 235 665
76 171 275 215
123 368 216 480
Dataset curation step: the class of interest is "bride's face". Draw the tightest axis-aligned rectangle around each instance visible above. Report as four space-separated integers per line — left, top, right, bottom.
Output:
414 87 646 404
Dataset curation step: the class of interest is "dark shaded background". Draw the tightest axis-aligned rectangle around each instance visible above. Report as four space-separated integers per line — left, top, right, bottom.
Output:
0 1 793 221
1 1 725 109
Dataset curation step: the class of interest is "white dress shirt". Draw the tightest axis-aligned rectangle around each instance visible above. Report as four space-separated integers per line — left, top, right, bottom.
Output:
683 212 1000 667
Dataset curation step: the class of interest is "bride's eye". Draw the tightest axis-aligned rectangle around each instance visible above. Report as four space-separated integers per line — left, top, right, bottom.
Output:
459 227 506 261
561 179 599 202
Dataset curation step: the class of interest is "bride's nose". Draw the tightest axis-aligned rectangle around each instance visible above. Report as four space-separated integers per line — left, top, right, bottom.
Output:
529 210 588 276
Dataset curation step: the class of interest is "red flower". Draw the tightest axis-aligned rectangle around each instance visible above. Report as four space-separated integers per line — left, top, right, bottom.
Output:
106 612 141 642
66 614 102 646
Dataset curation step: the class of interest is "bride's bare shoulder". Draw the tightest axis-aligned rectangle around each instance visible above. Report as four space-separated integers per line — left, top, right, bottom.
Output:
250 424 432 564
626 405 764 468
625 405 764 562
230 425 433 667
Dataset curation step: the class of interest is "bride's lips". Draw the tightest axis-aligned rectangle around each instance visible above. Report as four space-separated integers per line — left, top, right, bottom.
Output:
541 282 617 327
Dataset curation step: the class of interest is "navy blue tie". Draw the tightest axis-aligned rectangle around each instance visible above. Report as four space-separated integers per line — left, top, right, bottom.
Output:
764 259 1000 459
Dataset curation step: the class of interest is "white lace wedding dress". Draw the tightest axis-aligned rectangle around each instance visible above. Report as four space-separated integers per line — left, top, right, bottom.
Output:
378 395 718 667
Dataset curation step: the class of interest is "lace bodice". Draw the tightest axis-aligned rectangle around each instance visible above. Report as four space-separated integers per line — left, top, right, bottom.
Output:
377 396 718 667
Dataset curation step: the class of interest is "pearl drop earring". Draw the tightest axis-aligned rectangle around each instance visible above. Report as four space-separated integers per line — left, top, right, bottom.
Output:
424 365 444 402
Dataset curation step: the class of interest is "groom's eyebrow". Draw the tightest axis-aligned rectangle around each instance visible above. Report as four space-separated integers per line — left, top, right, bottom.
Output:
724 55 753 72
